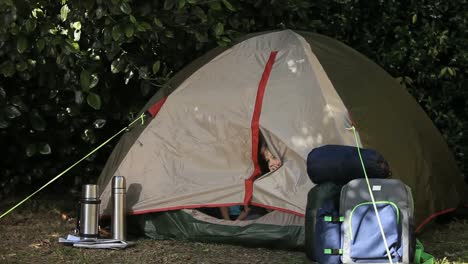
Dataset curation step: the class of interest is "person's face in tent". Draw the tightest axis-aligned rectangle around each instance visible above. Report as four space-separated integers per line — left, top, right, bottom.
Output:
262 148 282 172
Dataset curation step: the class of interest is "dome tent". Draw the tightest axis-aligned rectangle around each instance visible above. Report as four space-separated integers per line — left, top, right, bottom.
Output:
97 30 466 248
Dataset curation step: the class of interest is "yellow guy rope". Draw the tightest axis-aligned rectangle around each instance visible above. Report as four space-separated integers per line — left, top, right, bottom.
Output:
0 113 146 220
350 126 394 264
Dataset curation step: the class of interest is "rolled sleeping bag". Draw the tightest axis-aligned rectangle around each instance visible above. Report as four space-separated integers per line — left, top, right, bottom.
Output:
306 145 391 184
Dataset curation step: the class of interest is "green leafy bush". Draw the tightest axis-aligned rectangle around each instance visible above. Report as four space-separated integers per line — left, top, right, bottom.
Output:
0 0 466 198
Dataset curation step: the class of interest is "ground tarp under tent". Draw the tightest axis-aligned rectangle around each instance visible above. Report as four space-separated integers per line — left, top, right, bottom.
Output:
97 30 467 249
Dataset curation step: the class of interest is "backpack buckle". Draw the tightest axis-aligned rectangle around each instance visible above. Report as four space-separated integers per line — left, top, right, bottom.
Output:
324 216 344 222
324 248 343 255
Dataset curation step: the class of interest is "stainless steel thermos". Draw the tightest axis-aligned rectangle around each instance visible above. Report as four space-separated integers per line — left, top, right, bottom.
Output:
80 184 100 238
112 176 127 241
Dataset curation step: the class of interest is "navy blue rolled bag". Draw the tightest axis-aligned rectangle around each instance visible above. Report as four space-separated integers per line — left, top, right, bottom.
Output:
306 145 391 184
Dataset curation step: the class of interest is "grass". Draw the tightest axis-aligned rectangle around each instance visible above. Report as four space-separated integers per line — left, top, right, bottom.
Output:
418 219 468 264
0 197 467 264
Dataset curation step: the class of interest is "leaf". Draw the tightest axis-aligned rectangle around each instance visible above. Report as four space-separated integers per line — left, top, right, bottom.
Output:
103 28 112 44
154 18 163 28
93 119 106 128
87 92 102 110
412 14 417 24
0 61 15 77
5 106 22 119
213 23 224 36
130 15 137 24
65 39 80 53
80 69 92 91
210 2 222 10
217 40 228 47
125 70 135 84
112 25 123 41
0 87 5 99
30 111 46 131
38 143 51 155
152 61 161 74
75 90 84 104
25 18 37 32
120 2 132 14
111 58 125 74
137 66 149 79
0 117 9 128
111 60 120 73
164 0 177 10
177 0 186 9
17 36 28 54
28 59 37 67
36 38 45 52
56 54 65 65
404 76 413 85
124 24 134 37
70 21 81 29
49 89 58 99
439 67 447 77
16 61 28 72
192 6 207 23
194 31 208 43
164 30 174 38
73 28 81 41
60 4 70 22
89 74 99 89
81 129 96 143
447 67 455 76
140 22 152 30
26 144 37 157
221 0 236 11
32 8 44 18
135 24 144 32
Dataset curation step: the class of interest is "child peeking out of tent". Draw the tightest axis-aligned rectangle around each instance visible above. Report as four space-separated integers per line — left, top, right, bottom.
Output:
260 139 282 172
219 137 281 221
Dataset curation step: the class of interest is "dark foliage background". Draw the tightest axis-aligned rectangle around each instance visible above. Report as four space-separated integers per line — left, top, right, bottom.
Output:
0 0 466 198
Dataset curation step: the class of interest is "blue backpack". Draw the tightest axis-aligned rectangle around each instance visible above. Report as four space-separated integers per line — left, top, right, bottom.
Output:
306 179 415 264
339 179 415 264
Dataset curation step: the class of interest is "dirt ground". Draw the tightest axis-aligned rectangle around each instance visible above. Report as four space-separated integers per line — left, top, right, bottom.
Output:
0 198 467 264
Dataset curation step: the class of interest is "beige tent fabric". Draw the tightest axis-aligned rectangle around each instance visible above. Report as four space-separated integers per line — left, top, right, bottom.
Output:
99 30 353 215
100 47 261 213
252 32 356 213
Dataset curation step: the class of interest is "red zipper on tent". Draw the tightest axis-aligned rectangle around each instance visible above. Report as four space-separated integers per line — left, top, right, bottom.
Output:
244 51 278 206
